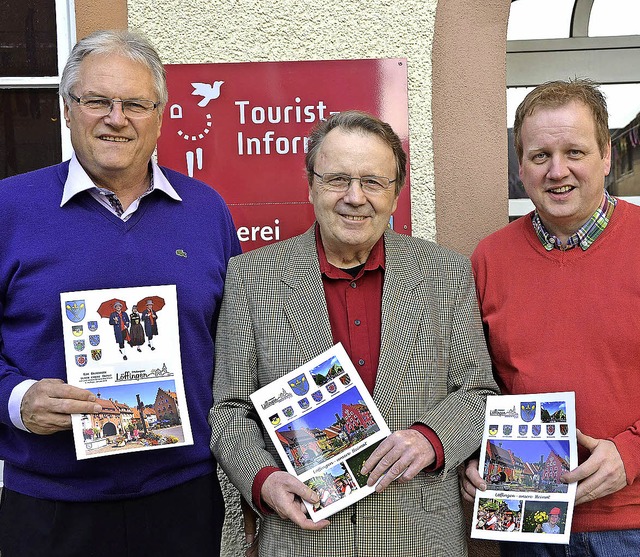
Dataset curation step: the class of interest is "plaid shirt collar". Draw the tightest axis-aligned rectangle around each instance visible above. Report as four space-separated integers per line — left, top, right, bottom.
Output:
532 190 617 251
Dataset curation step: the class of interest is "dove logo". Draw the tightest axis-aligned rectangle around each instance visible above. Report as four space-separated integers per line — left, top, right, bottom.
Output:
168 81 226 177
192 81 224 107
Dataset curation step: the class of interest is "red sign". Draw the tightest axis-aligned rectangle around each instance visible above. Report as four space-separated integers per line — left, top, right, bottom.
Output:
158 59 411 251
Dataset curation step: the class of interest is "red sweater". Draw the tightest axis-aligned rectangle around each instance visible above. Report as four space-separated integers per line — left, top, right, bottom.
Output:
472 199 640 533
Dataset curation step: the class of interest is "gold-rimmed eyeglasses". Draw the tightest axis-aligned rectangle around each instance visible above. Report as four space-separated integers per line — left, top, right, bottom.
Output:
69 94 159 118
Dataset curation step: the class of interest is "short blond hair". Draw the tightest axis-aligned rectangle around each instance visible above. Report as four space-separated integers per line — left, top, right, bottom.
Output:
514 79 609 161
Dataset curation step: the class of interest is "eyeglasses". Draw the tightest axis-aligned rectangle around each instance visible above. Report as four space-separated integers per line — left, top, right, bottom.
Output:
69 94 159 118
313 171 396 194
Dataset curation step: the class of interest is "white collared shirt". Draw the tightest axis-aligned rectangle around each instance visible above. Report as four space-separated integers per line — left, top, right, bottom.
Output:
60 153 182 220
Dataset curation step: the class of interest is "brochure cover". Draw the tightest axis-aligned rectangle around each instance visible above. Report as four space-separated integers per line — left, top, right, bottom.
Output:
250 343 391 522
60 285 193 460
471 392 577 545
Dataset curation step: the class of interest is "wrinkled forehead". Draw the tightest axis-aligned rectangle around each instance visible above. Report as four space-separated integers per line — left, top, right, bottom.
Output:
316 128 395 168
77 53 156 96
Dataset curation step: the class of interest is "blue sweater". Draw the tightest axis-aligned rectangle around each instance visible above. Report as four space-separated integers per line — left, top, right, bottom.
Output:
0 161 241 501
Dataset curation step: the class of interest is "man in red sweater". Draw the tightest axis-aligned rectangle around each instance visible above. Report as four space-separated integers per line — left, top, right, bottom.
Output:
462 79 640 555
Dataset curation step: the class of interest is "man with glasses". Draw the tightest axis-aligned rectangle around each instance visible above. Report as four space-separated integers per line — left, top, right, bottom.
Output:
210 111 498 556
462 79 640 556
0 30 240 556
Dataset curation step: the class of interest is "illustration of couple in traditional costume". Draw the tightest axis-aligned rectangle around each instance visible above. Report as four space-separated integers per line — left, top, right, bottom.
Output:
99 296 164 360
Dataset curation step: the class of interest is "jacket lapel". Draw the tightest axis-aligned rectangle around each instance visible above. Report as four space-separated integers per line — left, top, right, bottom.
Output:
281 228 334 363
374 231 425 417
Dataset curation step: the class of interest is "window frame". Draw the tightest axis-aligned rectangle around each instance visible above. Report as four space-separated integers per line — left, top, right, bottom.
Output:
0 0 76 161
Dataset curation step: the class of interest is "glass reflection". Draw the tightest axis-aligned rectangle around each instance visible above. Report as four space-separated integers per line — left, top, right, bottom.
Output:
0 1 57 77
0 89 62 179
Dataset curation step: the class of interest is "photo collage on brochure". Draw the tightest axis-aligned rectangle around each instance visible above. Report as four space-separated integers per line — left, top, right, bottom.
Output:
250 343 391 522
471 392 577 545
60 284 193 460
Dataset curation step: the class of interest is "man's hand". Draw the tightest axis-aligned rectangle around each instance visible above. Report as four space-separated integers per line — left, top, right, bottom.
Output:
561 429 627 505
261 471 330 531
21 378 101 435
360 429 435 492
241 497 259 557
460 458 486 502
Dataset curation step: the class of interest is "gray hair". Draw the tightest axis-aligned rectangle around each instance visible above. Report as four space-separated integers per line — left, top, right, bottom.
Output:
60 29 167 107
305 110 407 196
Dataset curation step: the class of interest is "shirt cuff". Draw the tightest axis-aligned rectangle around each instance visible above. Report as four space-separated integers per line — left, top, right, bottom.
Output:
410 423 445 471
252 466 281 514
9 379 38 432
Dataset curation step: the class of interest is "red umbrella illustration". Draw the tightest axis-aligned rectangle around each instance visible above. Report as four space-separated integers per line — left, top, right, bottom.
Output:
135 295 166 312
97 298 128 318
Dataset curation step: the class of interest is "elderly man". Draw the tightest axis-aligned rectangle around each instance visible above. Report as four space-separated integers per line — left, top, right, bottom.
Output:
210 110 498 556
463 80 640 556
0 30 240 556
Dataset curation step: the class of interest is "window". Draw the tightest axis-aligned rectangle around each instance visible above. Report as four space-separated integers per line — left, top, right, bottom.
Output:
507 0 640 217
508 0 574 40
0 0 75 179
590 0 640 37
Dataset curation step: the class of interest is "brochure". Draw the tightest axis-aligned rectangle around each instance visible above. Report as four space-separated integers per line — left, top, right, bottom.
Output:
471 392 577 545
60 285 193 460
250 343 391 522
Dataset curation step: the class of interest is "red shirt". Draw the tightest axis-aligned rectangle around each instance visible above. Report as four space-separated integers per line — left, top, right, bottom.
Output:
316 228 383 394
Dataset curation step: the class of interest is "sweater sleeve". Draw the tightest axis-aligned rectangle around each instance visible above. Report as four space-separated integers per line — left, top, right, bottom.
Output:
0 299 35 427
0 174 36 427
612 424 640 484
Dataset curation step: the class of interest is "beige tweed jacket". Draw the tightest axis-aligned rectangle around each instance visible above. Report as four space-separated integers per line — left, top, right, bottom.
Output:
210 227 497 557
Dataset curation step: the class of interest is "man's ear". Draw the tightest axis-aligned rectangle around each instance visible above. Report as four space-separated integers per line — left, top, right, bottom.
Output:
64 102 71 128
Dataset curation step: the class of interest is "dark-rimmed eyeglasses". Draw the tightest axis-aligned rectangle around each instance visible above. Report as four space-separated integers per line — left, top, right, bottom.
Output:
313 171 396 194
69 94 159 118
